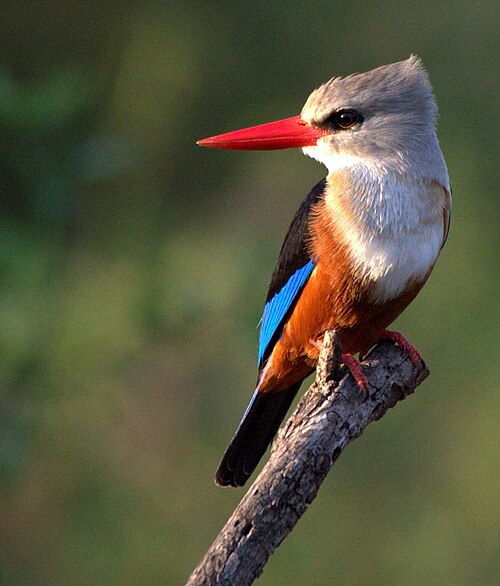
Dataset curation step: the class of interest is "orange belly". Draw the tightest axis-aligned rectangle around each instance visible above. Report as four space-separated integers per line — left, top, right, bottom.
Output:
259 262 426 393
258 191 435 394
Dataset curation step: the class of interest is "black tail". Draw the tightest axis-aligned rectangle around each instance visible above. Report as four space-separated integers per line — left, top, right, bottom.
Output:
215 381 303 487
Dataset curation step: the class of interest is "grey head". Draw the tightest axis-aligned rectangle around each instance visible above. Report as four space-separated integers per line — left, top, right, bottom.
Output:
301 56 449 187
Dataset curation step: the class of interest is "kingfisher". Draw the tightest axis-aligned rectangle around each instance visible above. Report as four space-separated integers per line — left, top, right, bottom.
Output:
198 56 451 488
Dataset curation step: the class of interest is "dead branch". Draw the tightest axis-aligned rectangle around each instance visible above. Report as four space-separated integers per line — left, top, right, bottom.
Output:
187 331 429 586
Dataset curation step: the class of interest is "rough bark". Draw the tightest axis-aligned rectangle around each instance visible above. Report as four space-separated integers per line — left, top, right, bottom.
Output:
187 331 429 586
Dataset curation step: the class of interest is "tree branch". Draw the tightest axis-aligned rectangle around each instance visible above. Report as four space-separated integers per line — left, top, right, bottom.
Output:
187 331 429 586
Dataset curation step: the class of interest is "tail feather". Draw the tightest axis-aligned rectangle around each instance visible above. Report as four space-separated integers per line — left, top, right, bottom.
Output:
215 381 303 487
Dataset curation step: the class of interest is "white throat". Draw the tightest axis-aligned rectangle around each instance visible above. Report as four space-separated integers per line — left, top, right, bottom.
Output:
302 137 450 190
320 159 446 303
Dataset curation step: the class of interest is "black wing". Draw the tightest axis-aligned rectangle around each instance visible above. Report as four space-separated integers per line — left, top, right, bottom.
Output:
258 177 326 367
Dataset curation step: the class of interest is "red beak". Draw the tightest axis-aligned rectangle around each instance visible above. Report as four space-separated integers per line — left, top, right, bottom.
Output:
197 115 326 150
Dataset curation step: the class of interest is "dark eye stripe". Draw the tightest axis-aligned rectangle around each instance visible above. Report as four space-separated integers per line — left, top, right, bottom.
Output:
323 109 363 130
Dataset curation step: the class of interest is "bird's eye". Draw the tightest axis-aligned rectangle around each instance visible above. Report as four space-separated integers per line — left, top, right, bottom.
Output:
325 109 362 130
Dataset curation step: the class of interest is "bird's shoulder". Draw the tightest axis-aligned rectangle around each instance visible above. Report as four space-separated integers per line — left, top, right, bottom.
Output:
266 177 326 301
258 178 326 367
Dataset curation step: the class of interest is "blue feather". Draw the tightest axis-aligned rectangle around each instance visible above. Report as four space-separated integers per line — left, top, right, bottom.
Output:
258 260 315 365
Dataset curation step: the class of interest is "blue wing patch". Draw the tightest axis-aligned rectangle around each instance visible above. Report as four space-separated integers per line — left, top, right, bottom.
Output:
258 260 315 365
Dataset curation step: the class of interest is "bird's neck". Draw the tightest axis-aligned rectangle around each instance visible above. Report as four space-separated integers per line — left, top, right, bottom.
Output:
305 131 450 192
325 160 436 238
320 163 445 303
327 164 395 240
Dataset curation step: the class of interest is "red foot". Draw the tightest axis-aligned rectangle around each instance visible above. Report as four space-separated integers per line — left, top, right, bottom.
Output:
342 353 369 393
379 330 422 363
310 338 369 393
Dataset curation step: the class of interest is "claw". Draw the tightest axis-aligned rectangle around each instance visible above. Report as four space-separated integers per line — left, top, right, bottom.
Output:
310 338 369 393
379 330 422 363
341 353 369 394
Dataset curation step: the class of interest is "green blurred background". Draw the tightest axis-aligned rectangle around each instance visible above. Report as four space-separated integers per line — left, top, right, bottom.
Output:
0 1 497 584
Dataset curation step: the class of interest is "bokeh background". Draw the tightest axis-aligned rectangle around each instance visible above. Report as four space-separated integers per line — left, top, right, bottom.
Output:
0 1 497 584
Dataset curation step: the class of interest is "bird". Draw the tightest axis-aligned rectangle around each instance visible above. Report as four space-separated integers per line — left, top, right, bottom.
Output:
197 56 451 488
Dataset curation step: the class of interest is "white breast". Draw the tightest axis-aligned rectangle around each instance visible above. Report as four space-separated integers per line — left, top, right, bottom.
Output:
324 164 445 304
